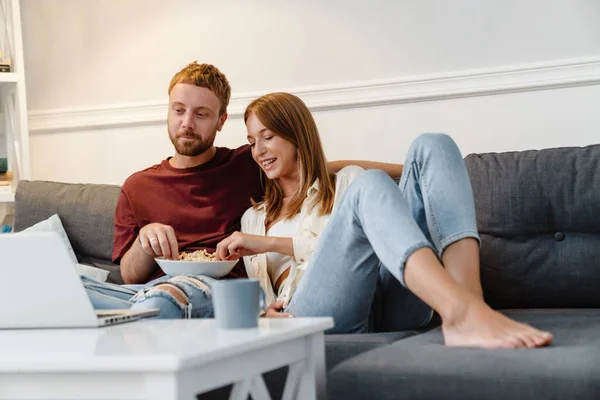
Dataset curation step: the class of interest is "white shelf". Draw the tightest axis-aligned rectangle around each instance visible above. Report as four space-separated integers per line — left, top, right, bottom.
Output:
0 0 30 205
0 73 18 83
0 192 15 202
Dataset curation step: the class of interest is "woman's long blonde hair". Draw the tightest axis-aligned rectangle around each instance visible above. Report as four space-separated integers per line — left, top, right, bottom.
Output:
245 92 336 228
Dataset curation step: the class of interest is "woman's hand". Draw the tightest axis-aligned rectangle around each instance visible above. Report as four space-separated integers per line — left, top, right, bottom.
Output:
261 300 294 318
215 231 270 260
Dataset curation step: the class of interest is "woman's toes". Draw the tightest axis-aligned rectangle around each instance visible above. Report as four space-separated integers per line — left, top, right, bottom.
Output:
519 333 538 348
534 332 553 346
511 335 529 348
497 338 518 349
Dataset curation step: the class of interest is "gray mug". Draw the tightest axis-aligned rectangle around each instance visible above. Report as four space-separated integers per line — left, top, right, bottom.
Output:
212 278 264 329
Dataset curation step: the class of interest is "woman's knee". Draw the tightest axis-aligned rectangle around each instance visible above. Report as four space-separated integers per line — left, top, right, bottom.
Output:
414 132 453 146
342 170 398 207
353 169 393 190
408 133 458 157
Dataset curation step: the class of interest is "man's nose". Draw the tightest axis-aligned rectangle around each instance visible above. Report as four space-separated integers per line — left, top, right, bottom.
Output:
182 112 196 130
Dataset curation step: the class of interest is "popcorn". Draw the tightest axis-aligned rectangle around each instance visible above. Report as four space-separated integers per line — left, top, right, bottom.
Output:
178 249 217 262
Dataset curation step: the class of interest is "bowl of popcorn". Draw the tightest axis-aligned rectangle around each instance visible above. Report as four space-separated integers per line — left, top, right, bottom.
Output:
155 250 237 278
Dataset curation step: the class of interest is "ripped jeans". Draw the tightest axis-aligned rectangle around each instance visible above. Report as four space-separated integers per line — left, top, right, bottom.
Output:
81 274 215 319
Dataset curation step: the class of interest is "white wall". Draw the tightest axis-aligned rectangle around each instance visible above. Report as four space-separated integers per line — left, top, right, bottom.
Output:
21 0 600 185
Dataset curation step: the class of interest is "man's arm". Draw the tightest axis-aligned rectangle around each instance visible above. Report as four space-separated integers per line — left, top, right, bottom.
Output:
114 189 178 284
120 238 158 284
328 160 403 180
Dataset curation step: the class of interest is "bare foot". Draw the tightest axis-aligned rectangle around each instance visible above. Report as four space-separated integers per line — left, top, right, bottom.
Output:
442 298 553 348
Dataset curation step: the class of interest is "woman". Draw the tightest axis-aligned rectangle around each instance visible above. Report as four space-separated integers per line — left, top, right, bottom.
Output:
216 92 552 348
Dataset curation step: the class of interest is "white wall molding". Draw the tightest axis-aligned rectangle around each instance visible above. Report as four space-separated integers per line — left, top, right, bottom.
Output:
28 56 600 134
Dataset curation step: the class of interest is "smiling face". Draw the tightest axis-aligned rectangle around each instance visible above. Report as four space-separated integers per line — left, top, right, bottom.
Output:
246 112 299 182
167 83 227 157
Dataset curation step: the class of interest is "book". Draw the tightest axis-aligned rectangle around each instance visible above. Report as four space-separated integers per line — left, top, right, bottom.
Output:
0 172 14 193
0 171 13 181
0 158 6 173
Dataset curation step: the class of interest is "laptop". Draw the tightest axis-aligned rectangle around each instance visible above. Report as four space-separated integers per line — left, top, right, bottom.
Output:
0 231 159 329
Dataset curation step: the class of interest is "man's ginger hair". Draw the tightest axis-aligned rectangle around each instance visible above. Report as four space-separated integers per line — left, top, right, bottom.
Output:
168 61 231 116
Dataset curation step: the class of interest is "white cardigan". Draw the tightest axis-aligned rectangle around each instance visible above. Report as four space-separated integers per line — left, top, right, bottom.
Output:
241 166 364 311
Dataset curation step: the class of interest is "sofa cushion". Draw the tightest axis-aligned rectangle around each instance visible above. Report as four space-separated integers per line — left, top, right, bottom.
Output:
325 331 418 370
465 145 600 309
328 309 600 400
14 180 121 261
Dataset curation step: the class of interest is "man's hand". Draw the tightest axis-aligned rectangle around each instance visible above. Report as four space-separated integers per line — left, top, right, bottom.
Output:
215 231 270 260
138 223 179 260
262 300 294 318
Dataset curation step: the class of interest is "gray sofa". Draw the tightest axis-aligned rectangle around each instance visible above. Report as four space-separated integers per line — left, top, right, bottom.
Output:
13 144 600 399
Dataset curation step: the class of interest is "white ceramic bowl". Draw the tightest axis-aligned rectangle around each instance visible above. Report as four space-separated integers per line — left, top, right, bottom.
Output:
154 258 237 278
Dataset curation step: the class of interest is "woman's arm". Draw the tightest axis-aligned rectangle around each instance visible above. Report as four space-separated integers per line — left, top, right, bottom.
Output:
265 236 294 256
215 232 294 260
328 160 403 179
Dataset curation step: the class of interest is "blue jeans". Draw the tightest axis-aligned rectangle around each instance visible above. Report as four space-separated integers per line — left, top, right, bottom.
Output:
285 133 480 334
82 274 215 319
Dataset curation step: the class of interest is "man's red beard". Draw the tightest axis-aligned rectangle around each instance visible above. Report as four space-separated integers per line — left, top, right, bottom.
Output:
170 130 213 157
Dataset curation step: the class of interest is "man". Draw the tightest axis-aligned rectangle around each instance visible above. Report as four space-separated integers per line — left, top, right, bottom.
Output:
83 61 402 318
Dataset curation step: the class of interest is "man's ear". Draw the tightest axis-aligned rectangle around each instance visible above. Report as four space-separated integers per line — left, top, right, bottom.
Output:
217 113 228 132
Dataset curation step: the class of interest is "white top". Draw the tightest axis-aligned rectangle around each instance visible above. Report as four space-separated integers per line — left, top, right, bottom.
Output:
266 213 301 286
0 318 333 372
242 166 365 312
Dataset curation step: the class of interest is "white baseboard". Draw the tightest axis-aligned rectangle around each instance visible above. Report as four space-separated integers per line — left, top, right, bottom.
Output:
28 56 600 134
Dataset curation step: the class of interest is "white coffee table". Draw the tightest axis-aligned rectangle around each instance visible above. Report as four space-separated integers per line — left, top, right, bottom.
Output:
0 317 333 400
